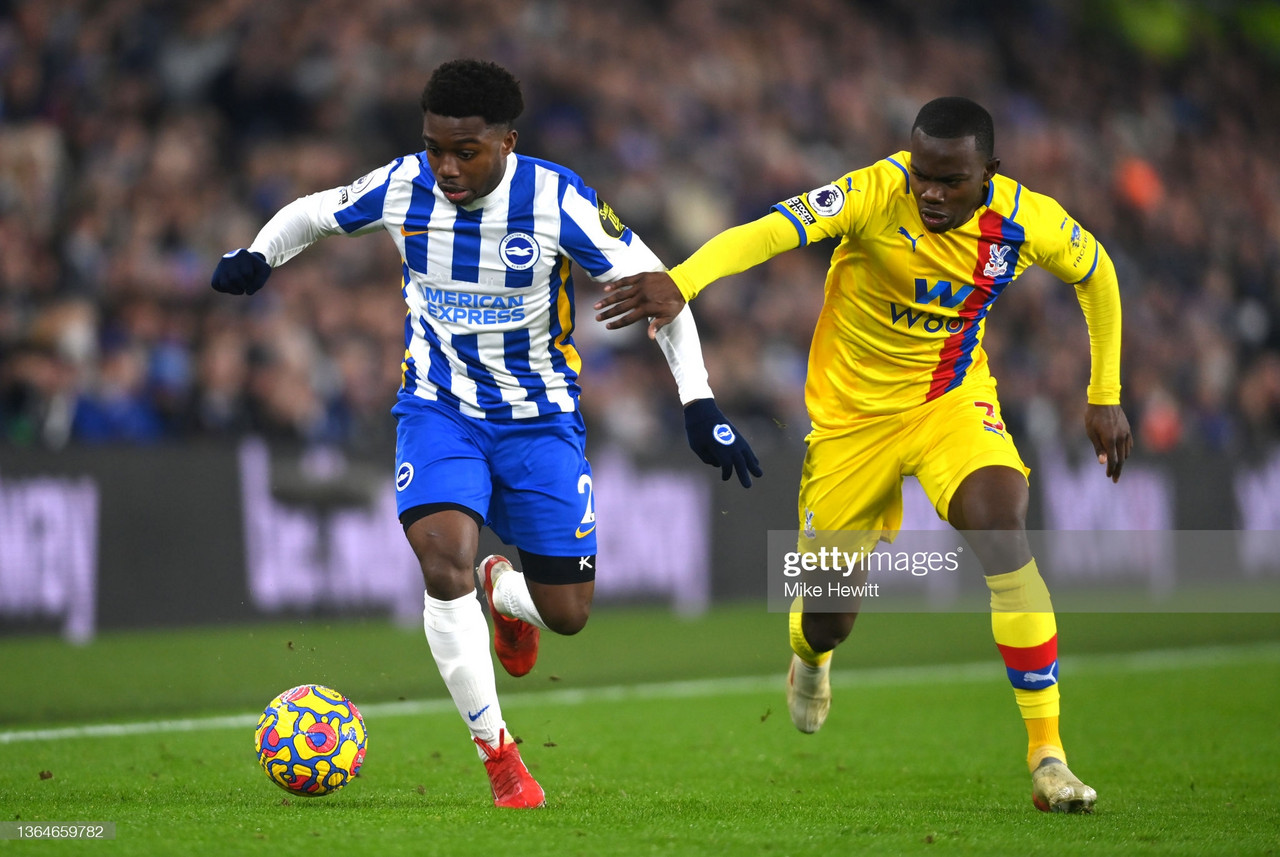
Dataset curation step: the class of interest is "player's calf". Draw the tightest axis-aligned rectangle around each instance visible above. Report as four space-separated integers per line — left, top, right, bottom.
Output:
526 585 591 635
516 551 596 635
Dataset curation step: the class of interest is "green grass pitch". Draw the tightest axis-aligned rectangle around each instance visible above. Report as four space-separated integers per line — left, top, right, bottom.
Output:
2 606 1278 856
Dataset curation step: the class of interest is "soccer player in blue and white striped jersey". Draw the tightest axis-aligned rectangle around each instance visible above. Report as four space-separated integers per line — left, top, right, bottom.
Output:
212 59 761 809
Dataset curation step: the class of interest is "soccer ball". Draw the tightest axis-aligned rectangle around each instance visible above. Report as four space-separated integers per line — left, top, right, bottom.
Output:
254 684 367 796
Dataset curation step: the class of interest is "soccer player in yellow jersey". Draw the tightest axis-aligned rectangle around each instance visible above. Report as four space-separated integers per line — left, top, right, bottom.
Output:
594 97 1132 813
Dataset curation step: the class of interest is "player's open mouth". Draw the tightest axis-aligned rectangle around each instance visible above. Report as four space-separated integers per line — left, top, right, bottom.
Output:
441 186 470 203
920 209 949 228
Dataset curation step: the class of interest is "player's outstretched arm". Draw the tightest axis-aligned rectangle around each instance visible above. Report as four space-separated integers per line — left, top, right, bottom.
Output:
1084 403 1132 483
594 212 800 338
684 398 763 488
211 249 271 295
594 272 686 338
213 176 385 298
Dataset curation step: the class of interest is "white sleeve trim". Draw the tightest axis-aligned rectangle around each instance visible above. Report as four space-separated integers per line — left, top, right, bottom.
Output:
655 305 715 405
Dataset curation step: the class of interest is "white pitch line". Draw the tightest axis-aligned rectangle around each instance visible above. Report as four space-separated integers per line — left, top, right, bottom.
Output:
3 641 1278 745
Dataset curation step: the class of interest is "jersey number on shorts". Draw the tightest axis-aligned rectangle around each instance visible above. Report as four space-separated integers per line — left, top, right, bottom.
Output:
575 474 596 538
974 401 1006 437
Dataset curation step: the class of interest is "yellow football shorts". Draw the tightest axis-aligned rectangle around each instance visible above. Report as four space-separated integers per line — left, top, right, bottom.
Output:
797 377 1029 544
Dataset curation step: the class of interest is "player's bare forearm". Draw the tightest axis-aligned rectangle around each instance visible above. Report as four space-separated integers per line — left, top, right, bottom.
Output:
1084 403 1132 483
594 272 686 339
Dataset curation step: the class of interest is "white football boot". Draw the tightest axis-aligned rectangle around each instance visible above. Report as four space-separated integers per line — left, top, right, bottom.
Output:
786 653 832 734
1031 758 1097 813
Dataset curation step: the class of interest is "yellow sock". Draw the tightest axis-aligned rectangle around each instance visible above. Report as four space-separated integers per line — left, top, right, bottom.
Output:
1025 715 1066 771
987 560 1067 770
788 597 831 667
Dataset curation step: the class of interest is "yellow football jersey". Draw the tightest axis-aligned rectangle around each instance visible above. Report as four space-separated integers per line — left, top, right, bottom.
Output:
771 151 1113 426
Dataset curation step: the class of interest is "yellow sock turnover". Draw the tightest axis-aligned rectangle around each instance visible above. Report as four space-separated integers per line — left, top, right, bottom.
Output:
788 597 831 667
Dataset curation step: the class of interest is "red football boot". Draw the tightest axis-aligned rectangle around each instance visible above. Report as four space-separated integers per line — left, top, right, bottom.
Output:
479 554 540 677
475 730 545 809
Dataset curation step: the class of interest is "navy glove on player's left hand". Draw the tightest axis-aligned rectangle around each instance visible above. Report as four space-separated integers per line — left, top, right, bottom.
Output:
211 249 271 295
684 398 763 488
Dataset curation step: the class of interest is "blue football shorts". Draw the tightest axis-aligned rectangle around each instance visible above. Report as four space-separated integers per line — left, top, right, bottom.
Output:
391 395 598 557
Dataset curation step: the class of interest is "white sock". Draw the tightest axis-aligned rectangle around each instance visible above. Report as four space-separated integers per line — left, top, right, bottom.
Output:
493 568 550 631
422 591 506 753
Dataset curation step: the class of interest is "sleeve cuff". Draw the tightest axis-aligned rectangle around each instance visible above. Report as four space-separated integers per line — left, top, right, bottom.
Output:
669 266 702 301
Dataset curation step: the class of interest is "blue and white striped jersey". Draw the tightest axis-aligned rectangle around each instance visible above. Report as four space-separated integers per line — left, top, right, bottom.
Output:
250 151 674 420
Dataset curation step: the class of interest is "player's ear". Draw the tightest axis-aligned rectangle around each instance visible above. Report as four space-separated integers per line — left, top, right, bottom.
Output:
983 157 1000 183
501 128 518 156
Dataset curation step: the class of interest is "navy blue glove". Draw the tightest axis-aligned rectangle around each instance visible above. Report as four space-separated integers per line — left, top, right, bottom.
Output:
684 398 763 488
211 249 271 295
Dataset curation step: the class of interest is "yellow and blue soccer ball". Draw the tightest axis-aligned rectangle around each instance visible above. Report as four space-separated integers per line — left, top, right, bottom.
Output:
254 684 367 796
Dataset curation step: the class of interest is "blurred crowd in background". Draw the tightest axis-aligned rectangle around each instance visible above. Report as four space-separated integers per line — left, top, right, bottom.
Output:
1 0 1278 461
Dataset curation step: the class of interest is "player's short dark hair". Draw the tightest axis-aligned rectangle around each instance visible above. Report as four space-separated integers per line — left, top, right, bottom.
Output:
912 97 995 159
420 59 524 126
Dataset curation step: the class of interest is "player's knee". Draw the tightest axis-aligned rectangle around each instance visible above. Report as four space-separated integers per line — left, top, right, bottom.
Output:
952 493 1027 531
950 467 1028 532
418 556 474 599
968 506 1027 532
402 507 483 598
403 527 477 599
